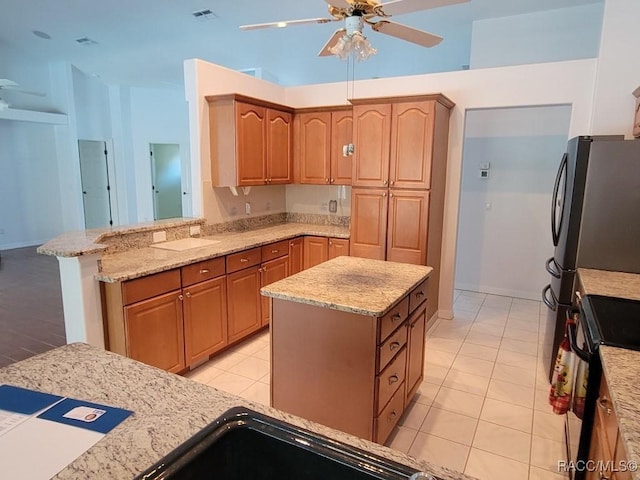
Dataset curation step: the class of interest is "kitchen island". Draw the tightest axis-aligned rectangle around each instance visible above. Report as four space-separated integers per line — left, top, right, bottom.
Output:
262 256 432 444
0 343 474 480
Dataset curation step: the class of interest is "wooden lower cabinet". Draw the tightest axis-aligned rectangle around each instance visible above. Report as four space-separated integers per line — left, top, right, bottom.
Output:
304 236 349 269
271 283 428 444
260 255 289 326
124 289 185 373
183 276 228 366
288 237 304 275
226 266 262 343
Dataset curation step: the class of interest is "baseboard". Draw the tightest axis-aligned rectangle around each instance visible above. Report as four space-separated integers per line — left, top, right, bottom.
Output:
454 282 541 302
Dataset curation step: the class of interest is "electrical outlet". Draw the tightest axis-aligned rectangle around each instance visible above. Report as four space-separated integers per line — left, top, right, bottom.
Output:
152 231 167 243
329 200 337 213
189 225 201 236
245 202 251 215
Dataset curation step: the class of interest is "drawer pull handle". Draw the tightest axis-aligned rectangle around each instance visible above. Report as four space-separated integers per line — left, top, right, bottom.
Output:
271 249 279 254
415 291 424 298
185 291 191 298
597 396 613 416
388 410 397 421
178 294 184 301
240 258 249 263
391 313 402 322
389 341 401 351
199 268 210 274
388 375 399 385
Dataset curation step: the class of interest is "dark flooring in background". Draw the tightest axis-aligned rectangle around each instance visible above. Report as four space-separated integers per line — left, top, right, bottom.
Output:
0 247 66 368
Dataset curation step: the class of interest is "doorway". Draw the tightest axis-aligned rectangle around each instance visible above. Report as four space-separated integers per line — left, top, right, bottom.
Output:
454 105 572 300
150 143 182 220
78 140 114 229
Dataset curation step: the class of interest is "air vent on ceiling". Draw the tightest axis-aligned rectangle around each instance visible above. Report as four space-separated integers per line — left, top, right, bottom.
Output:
192 9 217 21
76 37 98 46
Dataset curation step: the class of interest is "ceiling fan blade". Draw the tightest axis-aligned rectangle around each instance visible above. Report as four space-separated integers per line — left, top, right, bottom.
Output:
371 20 443 47
318 28 347 56
240 17 334 30
378 0 469 17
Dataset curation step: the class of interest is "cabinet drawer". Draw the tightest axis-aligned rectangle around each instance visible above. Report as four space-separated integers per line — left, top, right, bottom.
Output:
409 278 428 314
378 323 408 373
226 247 262 273
122 269 181 305
375 347 407 415
261 240 289 262
374 381 405 444
379 297 409 343
181 257 225 286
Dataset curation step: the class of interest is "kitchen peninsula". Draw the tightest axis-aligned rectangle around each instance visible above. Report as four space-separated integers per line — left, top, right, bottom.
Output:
262 256 431 444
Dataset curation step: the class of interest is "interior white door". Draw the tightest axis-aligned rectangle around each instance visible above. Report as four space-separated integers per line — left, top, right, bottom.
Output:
78 140 112 229
150 143 182 220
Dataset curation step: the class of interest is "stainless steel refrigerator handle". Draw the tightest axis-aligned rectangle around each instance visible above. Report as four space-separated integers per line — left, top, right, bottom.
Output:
551 153 568 247
542 284 557 310
545 257 561 279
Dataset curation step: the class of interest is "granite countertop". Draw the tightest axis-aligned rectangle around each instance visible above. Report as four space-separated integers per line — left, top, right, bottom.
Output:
261 256 432 317
37 218 204 257
577 268 640 478
98 222 349 283
0 343 474 480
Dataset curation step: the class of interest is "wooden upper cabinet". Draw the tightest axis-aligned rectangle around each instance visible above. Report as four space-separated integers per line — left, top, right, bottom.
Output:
330 110 353 185
386 189 430 265
349 188 388 260
266 109 293 184
390 101 435 189
207 95 293 187
296 108 352 185
352 104 391 187
236 102 267 186
297 112 331 184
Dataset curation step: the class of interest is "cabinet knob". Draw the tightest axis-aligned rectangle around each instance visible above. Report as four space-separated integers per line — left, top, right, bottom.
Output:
391 313 402 322
199 269 209 274
289 242 294 247
325 178 329 183
415 291 424 299
388 410 398 421
185 291 191 298
382 192 387 197
390 180 395 185
597 396 613 416
388 375 399 385
390 341 400 351
383 180 388 186
330 178 335 183
178 294 184 301
390 193 394 198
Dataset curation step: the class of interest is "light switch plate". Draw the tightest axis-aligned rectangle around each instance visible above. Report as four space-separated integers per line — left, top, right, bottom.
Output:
189 225 201 236
152 231 167 243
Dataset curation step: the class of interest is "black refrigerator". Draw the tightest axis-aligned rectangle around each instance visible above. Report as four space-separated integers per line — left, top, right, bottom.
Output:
543 135 640 380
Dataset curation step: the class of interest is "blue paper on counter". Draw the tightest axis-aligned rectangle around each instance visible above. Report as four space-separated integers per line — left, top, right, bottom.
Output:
0 385 63 415
37 398 133 434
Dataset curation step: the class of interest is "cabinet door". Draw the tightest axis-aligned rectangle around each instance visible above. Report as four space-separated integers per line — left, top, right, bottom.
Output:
298 112 331 184
124 290 185 373
267 109 293 184
236 102 266 186
227 266 262 343
389 101 435 189
183 276 228 366
352 104 391 187
328 238 350 259
387 189 429 265
405 303 426 402
288 237 304 275
350 188 388 260
331 110 353 185
261 256 289 326
303 236 328 269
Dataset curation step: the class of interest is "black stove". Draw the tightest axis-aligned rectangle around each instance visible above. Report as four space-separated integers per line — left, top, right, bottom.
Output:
581 294 640 351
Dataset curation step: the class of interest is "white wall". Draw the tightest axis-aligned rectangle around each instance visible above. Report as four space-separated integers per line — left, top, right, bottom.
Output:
455 106 572 300
470 4 603 69
285 185 351 217
590 0 640 137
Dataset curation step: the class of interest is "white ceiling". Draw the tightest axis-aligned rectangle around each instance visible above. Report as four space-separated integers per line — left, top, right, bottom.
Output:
0 0 603 88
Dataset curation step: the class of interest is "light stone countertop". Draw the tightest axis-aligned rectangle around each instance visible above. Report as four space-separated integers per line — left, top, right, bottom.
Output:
37 218 204 257
577 269 640 479
97 223 349 283
0 343 475 480
261 256 432 317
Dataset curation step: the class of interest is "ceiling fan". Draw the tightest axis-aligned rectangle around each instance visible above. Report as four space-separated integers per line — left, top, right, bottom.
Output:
240 0 470 60
0 79 46 110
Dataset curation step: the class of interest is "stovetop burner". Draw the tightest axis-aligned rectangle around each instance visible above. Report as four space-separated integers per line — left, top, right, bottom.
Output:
582 295 640 351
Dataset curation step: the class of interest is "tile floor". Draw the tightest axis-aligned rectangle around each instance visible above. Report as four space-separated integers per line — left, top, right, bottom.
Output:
186 290 569 480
